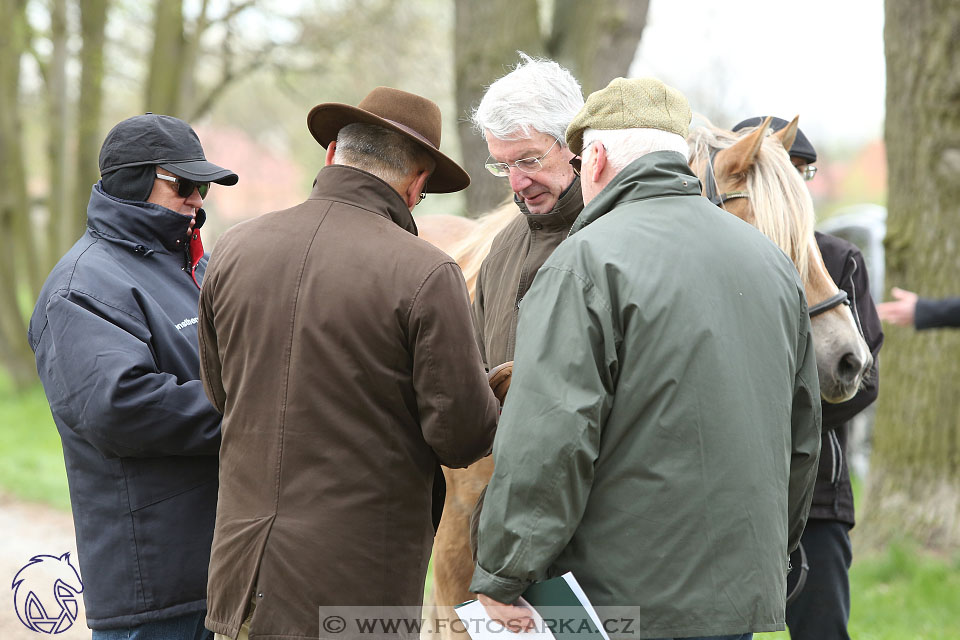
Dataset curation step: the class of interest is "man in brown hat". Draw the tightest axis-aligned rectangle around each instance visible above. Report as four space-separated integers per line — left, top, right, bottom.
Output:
470 78 821 640
198 87 499 639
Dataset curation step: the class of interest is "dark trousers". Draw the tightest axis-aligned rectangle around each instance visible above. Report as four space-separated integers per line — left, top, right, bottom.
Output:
91 611 212 640
786 519 853 640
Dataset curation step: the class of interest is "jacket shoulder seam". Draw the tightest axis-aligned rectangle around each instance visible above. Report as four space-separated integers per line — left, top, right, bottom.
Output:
31 239 100 347
66 287 149 330
405 259 457 323
537 264 614 315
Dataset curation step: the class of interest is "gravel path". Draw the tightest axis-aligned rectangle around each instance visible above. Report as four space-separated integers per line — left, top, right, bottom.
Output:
1 494 89 639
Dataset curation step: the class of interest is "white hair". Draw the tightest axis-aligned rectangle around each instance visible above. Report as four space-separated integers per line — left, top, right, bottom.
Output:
582 127 689 172
334 123 435 185
472 52 584 142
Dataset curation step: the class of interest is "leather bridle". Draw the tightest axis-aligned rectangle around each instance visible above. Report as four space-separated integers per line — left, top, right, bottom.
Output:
703 145 852 320
808 290 850 317
702 148 749 209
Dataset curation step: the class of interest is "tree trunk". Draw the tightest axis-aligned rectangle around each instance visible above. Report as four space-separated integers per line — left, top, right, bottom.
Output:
145 0 185 116
453 0 648 216
46 0 71 266
859 0 960 551
0 0 43 388
453 0 542 216
178 0 210 119
73 0 108 241
550 0 649 94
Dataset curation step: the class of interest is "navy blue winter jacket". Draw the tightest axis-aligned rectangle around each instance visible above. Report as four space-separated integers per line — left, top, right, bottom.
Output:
28 183 221 629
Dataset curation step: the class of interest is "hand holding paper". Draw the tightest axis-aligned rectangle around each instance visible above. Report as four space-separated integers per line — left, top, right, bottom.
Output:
478 593 537 633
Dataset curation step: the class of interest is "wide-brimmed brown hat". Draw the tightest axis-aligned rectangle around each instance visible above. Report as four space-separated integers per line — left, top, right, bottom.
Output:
307 87 470 193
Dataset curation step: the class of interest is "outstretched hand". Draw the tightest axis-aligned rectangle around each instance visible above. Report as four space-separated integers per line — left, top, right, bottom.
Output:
876 287 918 326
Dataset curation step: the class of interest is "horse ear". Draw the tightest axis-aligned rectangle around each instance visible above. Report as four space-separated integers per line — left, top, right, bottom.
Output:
722 115 771 175
771 115 800 153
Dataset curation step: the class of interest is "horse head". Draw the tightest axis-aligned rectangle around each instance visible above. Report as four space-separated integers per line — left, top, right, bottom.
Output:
688 117 872 403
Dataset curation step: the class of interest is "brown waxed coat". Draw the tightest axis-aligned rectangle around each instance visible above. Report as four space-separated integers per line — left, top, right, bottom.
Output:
198 165 499 639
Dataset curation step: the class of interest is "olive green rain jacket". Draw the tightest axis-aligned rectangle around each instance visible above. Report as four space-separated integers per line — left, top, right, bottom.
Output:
470 151 821 638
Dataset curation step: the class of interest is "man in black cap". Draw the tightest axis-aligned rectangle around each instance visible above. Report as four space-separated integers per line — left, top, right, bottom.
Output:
733 117 884 640
29 113 238 639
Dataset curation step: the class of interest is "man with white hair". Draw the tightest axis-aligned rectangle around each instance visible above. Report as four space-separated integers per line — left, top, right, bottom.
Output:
470 78 822 640
431 55 584 608
470 52 584 371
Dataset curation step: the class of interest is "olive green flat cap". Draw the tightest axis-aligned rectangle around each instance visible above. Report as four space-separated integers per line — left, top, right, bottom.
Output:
565 77 692 155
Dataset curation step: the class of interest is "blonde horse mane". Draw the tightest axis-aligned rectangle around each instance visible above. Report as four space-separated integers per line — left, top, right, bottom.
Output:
444 200 521 299
687 118 815 283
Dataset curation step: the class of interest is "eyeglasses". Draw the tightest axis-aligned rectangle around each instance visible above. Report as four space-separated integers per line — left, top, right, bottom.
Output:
793 163 817 182
569 156 581 177
156 173 210 198
485 138 561 177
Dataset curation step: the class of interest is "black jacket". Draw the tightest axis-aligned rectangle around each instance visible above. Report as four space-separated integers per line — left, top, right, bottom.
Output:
28 184 221 629
812 231 884 525
916 297 960 329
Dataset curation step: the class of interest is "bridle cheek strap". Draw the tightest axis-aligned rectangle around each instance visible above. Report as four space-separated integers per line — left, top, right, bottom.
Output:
808 290 850 317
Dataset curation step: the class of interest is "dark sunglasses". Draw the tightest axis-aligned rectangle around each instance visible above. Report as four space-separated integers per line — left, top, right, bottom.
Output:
569 156 582 176
155 173 210 198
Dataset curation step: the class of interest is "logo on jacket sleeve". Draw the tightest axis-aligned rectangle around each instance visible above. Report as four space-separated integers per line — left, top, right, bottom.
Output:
175 316 199 331
11 552 84 634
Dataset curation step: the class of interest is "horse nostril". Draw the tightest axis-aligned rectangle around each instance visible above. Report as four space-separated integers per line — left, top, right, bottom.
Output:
837 352 864 384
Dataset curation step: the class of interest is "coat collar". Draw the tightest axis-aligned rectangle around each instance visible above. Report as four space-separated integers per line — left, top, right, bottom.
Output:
310 165 418 236
86 182 201 255
515 176 584 232
569 151 701 236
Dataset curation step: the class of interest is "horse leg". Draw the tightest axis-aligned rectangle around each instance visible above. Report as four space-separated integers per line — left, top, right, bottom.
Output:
431 457 494 638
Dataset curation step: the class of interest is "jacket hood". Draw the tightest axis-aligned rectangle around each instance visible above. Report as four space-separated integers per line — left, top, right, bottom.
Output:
570 150 701 236
310 164 419 236
87 182 204 255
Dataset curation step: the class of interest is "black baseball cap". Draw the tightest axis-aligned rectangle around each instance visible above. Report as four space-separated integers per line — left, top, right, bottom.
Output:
98 113 238 185
732 116 818 164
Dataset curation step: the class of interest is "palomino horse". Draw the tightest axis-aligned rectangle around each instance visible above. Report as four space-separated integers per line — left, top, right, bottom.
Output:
687 116 872 403
418 117 872 634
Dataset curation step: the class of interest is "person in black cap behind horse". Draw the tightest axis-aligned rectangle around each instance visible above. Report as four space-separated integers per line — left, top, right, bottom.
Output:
733 116 884 640
29 113 238 639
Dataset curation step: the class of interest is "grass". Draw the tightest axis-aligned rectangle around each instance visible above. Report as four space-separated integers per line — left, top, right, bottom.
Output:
2 376 960 637
0 374 70 510
758 543 960 639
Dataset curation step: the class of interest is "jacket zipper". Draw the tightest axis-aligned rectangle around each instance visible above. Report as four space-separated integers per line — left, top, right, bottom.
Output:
829 430 843 485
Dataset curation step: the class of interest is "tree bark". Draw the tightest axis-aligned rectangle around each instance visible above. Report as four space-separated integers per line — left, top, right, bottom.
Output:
73 0 108 241
177 0 209 118
46 0 71 266
550 0 648 94
859 0 960 551
453 0 648 216
145 0 184 116
0 0 43 388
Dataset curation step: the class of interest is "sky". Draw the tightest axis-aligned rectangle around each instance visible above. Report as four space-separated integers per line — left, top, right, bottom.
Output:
631 0 886 151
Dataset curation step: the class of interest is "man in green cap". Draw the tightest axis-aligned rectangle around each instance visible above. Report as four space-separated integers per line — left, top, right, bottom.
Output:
470 77 822 640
